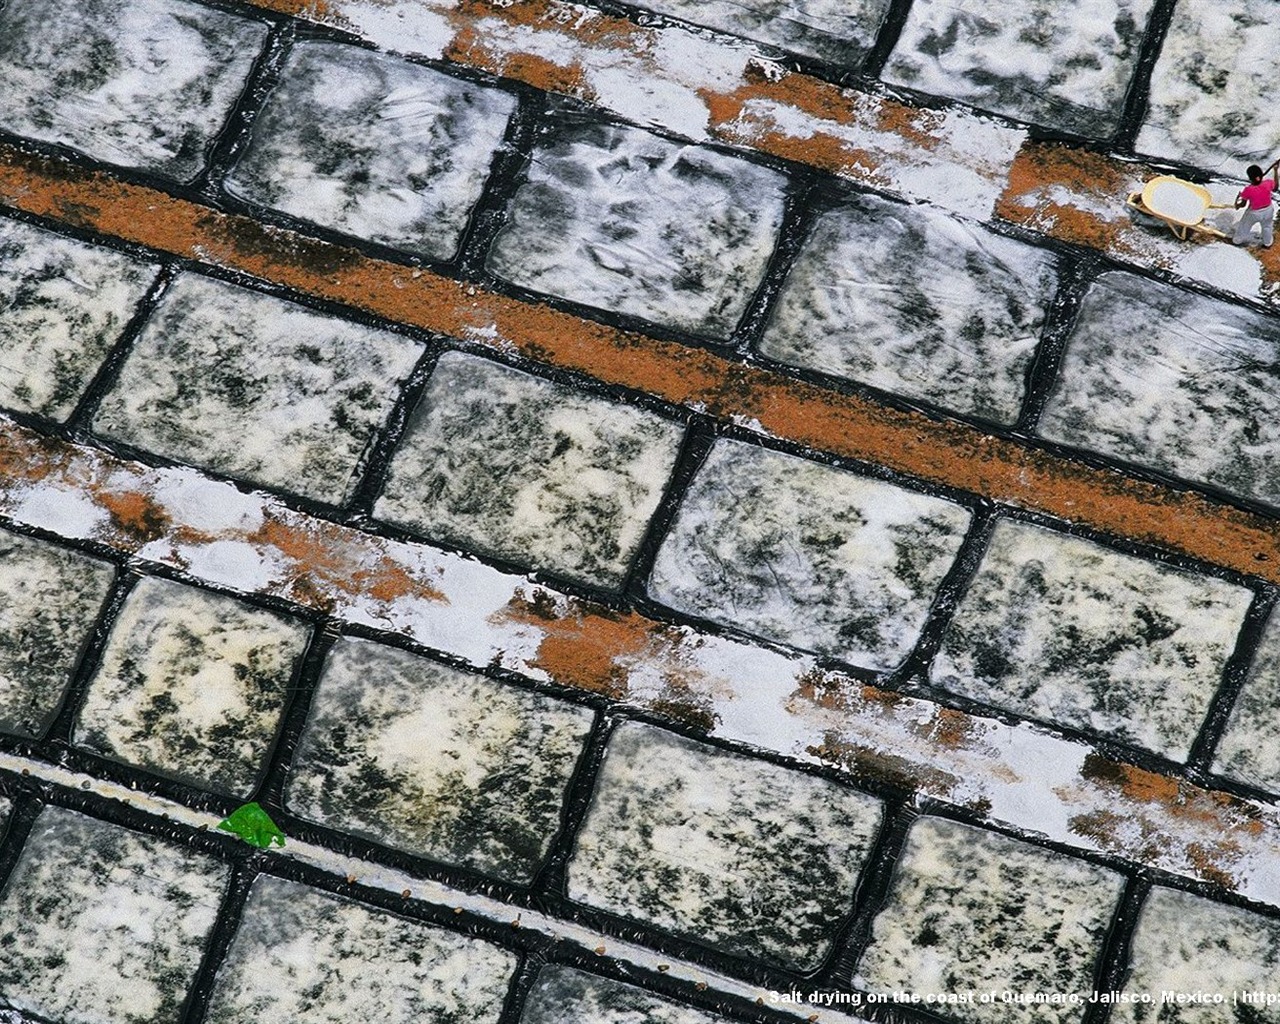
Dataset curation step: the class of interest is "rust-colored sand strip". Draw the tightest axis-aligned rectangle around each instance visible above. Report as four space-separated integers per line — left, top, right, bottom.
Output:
2 141 1279 583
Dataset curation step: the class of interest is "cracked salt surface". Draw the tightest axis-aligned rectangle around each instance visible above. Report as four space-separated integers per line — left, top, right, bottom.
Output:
1113 887 1280 1021
488 122 788 338
1038 271 1280 508
74 575 310 796
0 527 115 739
883 0 1156 138
758 194 1057 423
376 351 684 590
0 0 267 179
649 438 971 669
568 721 883 972
856 817 1124 1022
226 41 516 260
932 519 1252 760
93 272 423 506
0 217 159 421
287 636 594 884
1137 0 1280 171
206 874 516 1023
635 0 890 66
282 0 455 61
0 806 229 1024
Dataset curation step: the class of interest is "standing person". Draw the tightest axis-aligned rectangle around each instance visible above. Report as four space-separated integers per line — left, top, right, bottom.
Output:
1234 158 1280 246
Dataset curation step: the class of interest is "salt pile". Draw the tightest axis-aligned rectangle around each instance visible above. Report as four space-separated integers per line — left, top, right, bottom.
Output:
1146 179 1208 223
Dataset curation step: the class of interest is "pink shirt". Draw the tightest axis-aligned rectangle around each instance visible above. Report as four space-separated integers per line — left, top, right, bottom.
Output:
1241 179 1276 210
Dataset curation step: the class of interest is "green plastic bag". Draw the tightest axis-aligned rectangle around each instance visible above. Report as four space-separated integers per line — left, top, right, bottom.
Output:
218 802 286 849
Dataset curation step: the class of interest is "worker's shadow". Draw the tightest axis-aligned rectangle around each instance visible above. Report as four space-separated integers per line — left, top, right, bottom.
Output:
1205 207 1238 234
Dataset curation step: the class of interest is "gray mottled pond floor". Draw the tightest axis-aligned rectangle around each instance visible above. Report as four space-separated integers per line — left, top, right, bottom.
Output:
0 0 267 179
94 273 423 506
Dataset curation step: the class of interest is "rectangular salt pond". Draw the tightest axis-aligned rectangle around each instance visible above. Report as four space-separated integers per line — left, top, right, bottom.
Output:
487 122 788 340
758 194 1057 424
882 0 1157 138
1037 270 1280 509
1138 0 1280 170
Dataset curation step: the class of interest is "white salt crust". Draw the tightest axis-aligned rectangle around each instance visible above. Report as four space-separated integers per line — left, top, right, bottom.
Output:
932 518 1252 760
1137 0 1280 171
0 527 115 739
1216 610 1280 793
286 636 594 883
883 0 1157 137
635 0 891 65
1113 886 1280 1021
522 966 732 1024
74 575 310 796
1038 270 1280 508
856 817 1124 1022
488 122 788 338
758 195 1057 423
0 217 159 420
206 875 517 1023
376 351 684 590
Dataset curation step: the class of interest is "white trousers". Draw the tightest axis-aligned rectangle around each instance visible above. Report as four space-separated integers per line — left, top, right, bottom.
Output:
1234 203 1275 245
